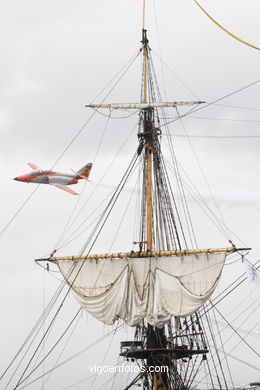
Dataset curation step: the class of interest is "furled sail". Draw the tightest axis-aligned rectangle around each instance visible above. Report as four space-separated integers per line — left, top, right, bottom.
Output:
85 101 205 110
56 252 226 328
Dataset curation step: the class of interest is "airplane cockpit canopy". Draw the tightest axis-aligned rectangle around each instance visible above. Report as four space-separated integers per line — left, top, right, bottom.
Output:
29 170 42 175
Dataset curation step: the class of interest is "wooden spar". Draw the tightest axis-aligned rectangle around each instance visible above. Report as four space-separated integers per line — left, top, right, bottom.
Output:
85 102 205 109
142 28 153 252
42 247 251 262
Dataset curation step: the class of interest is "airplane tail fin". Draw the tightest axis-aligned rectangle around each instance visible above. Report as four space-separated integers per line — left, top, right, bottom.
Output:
76 163 92 180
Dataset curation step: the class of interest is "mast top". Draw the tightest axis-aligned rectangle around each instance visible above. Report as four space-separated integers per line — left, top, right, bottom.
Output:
142 0 147 30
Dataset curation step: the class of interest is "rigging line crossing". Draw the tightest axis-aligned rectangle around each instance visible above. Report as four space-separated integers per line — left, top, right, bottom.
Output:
79 153 139 255
58 150 139 252
16 155 141 387
56 190 115 250
174 261 260 345
199 314 224 389
197 310 260 386
51 50 141 250
0 51 141 241
0 185 40 238
89 323 120 390
201 262 260 323
209 304 260 361
59 374 96 390
207 297 260 346
13 308 82 390
165 142 197 249
163 150 249 247
209 345 260 374
109 171 140 253
205 311 229 388
0 278 67 383
163 156 231 241
90 50 142 105
224 315 260 356
209 316 260 339
50 50 141 173
204 260 260 315
0 100 92 241
54 109 112 250
19 324 126 389
175 107 230 239
152 50 200 100
175 106 231 240
55 121 139 250
0 110 96 240
149 52 196 248
11 272 81 386
193 0 260 51
147 51 195 248
42 308 82 388
161 79 260 127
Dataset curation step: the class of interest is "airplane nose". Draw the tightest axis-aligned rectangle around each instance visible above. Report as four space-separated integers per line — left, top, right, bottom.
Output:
13 177 19 181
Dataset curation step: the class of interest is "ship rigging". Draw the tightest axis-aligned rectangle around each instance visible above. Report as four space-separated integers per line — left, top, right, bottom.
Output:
1 1 260 389
35 17 251 390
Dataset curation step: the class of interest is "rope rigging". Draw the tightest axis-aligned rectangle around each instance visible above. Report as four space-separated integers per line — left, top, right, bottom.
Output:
15 325 126 389
0 50 141 241
8 151 140 388
161 79 260 127
4 3 260 387
53 120 139 251
193 0 260 51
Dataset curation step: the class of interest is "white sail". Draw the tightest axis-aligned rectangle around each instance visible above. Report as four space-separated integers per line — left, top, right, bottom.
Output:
85 101 204 110
57 252 226 328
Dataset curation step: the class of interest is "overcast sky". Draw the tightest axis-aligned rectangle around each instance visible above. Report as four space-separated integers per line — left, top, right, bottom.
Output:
0 0 260 389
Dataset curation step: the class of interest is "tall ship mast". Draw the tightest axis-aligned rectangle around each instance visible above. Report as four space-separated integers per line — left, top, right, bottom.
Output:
2 1 260 390
36 2 250 389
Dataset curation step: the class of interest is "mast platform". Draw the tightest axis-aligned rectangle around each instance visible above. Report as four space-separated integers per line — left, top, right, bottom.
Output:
120 347 208 360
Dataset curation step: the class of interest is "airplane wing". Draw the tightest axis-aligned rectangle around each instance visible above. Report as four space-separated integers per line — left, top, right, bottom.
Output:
28 162 40 171
54 185 78 195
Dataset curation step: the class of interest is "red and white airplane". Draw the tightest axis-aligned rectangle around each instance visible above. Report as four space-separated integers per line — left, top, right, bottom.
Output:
14 162 92 195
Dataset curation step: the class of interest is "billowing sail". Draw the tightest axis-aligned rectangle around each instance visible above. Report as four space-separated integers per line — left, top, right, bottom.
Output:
56 252 226 328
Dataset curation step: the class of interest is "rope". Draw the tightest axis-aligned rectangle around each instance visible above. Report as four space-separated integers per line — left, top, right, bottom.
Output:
0 51 141 241
18 325 125 389
166 133 260 139
193 0 260 50
161 79 260 127
214 103 260 112
0 185 40 238
13 308 82 389
1 279 67 386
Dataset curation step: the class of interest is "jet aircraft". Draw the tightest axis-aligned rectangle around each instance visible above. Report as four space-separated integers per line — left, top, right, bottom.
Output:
14 162 92 195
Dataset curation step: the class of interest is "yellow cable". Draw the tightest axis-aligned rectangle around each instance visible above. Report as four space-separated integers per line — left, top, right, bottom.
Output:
193 0 260 51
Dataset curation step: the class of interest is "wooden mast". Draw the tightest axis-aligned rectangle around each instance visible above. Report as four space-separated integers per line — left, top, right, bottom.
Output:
142 1 153 252
142 3 163 390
